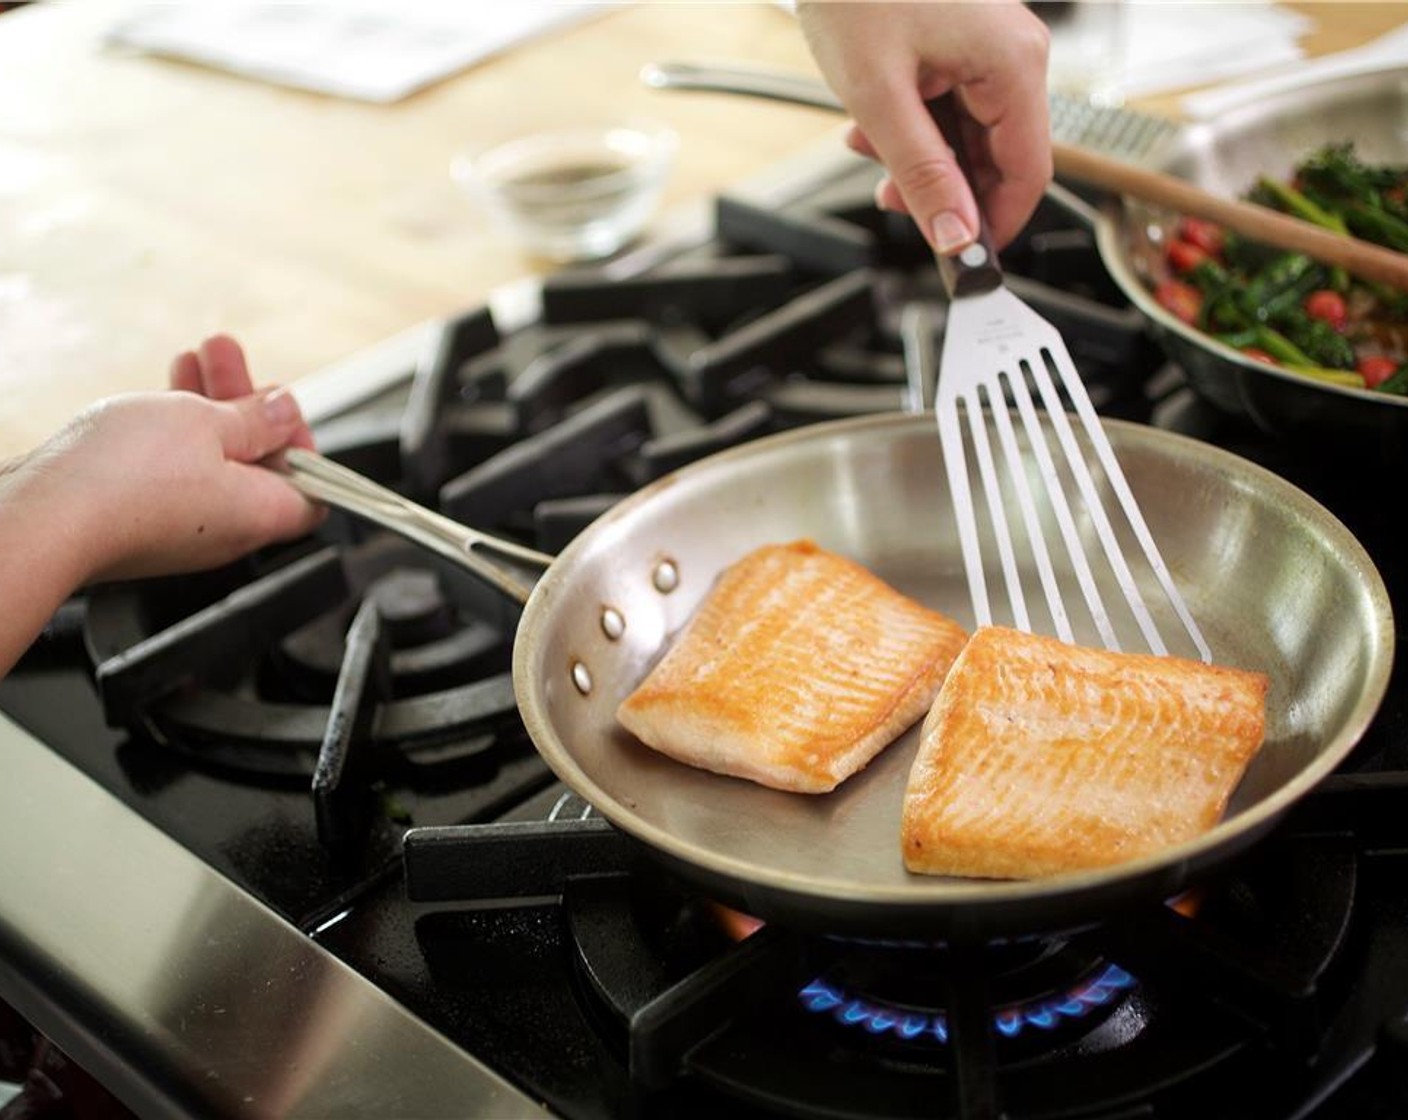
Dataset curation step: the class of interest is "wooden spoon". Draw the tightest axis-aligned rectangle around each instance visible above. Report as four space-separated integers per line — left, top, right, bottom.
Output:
1054 141 1408 290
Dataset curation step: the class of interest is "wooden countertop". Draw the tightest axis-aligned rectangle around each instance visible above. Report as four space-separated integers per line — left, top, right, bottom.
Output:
3 1 1406 456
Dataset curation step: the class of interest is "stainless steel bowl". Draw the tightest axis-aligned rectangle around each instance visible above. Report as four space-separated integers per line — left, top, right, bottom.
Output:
1096 66 1408 462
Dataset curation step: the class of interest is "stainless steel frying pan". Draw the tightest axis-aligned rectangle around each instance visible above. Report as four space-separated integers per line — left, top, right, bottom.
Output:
278 411 1392 941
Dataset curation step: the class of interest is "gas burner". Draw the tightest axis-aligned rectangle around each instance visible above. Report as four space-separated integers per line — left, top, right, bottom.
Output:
272 542 512 701
77 532 552 883
709 902 1141 1048
798 953 1136 1049
386 798 1371 1120
83 536 525 777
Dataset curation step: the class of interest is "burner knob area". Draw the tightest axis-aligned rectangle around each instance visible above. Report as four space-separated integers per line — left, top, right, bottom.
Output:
366 568 456 648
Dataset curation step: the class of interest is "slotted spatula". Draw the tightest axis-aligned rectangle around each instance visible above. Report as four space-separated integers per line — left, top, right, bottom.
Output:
929 93 1210 662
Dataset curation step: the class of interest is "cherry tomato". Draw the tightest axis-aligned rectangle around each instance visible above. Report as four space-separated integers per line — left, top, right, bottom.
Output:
1356 355 1399 388
1240 347 1277 365
1176 216 1225 257
1303 289 1348 331
1154 279 1202 325
1166 240 1209 274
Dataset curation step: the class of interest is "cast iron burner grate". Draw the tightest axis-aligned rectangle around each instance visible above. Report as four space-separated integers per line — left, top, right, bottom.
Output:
321 783 1406 1120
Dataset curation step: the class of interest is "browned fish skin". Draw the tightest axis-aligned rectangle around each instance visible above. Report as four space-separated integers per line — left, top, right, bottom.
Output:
902 626 1270 879
617 540 970 793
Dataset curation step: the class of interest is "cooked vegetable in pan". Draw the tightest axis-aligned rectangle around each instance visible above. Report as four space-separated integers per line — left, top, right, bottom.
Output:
1152 143 1408 394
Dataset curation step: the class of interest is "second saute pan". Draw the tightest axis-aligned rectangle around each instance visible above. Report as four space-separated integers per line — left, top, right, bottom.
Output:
280 411 1393 942
1097 66 1408 463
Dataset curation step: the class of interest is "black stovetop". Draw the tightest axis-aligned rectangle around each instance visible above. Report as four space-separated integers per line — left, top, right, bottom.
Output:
5 157 1408 1120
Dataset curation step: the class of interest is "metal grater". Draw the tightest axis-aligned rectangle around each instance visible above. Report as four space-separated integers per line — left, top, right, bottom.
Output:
1048 91 1181 163
642 62 1183 168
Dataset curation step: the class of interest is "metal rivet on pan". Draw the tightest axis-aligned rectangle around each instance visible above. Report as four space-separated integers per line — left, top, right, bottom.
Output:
600 607 625 640
652 559 679 594
571 661 593 696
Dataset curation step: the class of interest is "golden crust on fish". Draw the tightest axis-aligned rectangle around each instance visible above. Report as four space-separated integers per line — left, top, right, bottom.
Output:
616 540 969 794
902 626 1269 879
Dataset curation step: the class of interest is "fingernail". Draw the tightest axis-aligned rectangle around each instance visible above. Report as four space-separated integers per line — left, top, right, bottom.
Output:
263 387 301 427
931 211 974 255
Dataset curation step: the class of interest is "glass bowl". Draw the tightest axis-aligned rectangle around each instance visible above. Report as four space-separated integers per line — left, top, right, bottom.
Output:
453 121 678 263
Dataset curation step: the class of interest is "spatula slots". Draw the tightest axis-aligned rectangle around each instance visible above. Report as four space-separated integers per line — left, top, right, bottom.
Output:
928 93 1210 662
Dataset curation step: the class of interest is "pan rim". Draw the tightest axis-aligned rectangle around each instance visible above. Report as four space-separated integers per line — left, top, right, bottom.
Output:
512 411 1395 915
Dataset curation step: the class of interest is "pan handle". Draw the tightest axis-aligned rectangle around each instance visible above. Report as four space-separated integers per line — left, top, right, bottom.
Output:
1043 180 1103 232
639 61 843 112
643 62 1110 234
272 448 552 608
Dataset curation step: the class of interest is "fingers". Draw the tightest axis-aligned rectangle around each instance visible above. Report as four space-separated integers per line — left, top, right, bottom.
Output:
169 351 201 394
212 387 310 464
825 1 1053 253
227 460 329 543
959 77 1054 247
196 334 255 401
846 79 979 255
177 333 317 451
846 126 909 214
285 419 317 451
874 177 908 215
847 95 1048 247
844 124 877 161
213 390 326 543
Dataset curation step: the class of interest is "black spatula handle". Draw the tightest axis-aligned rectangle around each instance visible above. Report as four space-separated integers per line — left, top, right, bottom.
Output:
927 92 1005 298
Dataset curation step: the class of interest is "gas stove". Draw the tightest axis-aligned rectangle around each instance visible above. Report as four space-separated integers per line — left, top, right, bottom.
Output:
4 142 1408 1120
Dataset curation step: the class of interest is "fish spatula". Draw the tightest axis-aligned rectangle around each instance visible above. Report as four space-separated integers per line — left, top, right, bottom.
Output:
929 93 1210 661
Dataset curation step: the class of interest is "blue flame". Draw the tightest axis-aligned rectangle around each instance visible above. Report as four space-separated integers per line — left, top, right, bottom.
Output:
799 962 1134 1043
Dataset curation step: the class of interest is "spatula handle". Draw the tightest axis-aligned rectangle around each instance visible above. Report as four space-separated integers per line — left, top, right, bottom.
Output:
927 93 1005 298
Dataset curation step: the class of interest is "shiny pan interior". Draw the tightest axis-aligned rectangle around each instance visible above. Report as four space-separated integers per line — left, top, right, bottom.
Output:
513 412 1394 940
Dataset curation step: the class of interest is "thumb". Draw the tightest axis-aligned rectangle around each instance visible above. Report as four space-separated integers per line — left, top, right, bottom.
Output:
215 388 309 463
854 86 979 256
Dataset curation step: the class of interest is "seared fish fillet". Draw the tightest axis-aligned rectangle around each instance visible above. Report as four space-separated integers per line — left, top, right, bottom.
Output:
617 540 969 794
902 626 1269 879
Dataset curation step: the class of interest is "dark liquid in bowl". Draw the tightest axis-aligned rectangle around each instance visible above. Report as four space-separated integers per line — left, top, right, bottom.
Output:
506 161 631 190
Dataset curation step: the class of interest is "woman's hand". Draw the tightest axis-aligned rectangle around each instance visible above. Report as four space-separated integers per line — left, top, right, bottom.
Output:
797 0 1053 253
1 335 324 675
35 335 324 583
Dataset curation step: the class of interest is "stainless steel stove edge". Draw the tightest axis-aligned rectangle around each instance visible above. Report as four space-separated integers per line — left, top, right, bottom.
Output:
0 713 551 1120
